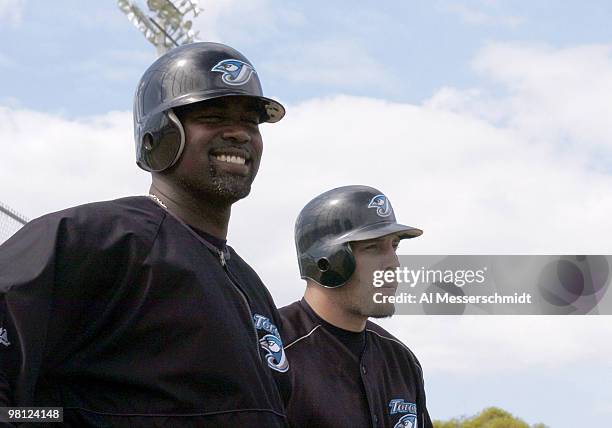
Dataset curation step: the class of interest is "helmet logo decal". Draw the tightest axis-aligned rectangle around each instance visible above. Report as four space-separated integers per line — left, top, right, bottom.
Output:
211 59 256 86
368 194 392 217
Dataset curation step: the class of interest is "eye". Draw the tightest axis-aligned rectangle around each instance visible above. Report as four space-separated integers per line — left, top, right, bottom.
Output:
242 116 260 126
195 115 223 124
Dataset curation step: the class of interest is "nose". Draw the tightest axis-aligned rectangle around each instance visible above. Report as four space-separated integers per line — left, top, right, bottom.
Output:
222 127 251 144
385 249 400 271
381 250 400 288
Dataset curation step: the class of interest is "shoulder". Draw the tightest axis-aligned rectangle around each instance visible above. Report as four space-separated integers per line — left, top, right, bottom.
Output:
17 196 166 251
53 195 160 229
51 195 164 227
226 248 260 280
225 247 277 304
279 301 323 349
1 197 165 292
365 321 423 370
365 321 413 353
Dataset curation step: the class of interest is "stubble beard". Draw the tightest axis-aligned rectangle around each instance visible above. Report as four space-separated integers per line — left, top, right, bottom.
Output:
341 286 396 322
359 287 397 319
180 163 255 204
371 288 398 318
209 164 254 201
368 303 396 319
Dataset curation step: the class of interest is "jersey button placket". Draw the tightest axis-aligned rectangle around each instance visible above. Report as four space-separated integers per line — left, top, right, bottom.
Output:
361 364 367 375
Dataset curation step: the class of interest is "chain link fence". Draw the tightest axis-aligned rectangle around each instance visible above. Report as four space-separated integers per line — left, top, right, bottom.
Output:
0 201 29 245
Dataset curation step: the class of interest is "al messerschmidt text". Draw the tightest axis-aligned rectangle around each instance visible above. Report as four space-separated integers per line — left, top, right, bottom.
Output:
374 292 532 305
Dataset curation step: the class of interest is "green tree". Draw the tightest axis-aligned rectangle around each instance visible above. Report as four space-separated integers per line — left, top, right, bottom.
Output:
433 407 548 428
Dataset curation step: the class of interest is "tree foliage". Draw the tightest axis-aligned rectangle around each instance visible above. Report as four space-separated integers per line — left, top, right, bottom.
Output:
433 407 548 428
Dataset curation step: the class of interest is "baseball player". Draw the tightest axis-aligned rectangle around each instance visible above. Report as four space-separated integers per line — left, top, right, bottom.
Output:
278 185 433 428
0 42 290 427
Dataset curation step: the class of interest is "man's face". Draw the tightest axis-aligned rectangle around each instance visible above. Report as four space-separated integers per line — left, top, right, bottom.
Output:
168 96 264 203
337 233 401 319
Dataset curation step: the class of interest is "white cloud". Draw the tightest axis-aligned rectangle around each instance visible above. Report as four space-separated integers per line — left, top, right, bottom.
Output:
0 0 25 26
377 315 612 375
472 42 612 156
2 41 612 375
595 401 612 414
0 106 149 219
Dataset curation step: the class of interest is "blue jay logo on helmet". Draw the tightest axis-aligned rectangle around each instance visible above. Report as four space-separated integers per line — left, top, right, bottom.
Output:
211 59 256 86
368 194 392 217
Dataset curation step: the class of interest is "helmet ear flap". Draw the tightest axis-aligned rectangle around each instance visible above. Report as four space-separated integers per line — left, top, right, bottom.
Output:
299 242 356 288
137 109 186 172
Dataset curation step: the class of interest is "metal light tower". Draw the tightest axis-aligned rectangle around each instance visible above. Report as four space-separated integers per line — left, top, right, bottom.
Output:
118 0 202 56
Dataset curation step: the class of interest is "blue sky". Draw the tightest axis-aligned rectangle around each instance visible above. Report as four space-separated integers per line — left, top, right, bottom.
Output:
2 0 612 115
2 1 612 427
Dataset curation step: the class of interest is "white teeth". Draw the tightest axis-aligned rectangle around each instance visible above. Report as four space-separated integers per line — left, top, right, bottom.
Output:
214 154 246 165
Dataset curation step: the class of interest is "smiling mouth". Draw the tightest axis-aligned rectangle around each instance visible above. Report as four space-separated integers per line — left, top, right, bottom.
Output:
209 148 252 175
213 154 246 165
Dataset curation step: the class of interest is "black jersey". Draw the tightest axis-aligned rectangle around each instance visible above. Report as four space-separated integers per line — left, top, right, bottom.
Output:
0 196 289 427
279 299 432 428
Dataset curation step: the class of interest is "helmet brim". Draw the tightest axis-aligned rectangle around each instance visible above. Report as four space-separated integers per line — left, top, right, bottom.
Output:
159 91 285 123
335 221 423 243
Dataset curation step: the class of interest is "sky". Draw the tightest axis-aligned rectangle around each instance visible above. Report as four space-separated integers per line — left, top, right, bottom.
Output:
1 0 612 426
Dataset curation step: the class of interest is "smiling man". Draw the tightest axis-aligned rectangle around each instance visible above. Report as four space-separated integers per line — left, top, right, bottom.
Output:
0 43 289 427
278 185 432 428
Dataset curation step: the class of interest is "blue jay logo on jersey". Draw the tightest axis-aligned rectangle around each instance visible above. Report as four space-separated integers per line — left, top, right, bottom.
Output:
389 399 418 428
394 414 417 428
259 334 289 373
253 314 289 373
211 59 256 86
0 328 10 347
368 194 392 217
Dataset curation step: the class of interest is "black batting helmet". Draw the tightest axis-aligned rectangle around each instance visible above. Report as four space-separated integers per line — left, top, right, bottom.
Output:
295 185 423 288
133 42 285 172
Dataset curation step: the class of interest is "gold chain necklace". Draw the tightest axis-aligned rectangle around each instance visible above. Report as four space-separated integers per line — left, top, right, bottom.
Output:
148 193 167 209
147 193 227 265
